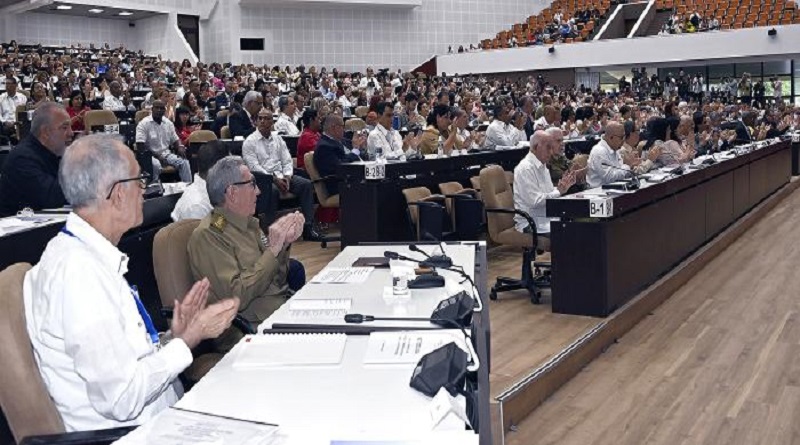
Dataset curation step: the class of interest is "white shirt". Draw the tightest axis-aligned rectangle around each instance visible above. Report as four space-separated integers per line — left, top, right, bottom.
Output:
511 126 527 145
533 116 552 132
367 123 408 159
0 91 27 123
274 113 299 136
586 138 630 188
23 213 192 432
484 119 515 150
242 129 293 179
171 175 212 221
135 116 179 158
102 94 127 111
513 152 560 233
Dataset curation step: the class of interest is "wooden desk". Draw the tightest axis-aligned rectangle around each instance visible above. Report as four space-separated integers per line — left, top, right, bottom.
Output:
546 141 792 317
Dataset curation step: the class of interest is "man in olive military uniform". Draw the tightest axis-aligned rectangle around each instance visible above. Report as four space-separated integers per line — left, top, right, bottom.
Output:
546 127 587 193
188 156 306 352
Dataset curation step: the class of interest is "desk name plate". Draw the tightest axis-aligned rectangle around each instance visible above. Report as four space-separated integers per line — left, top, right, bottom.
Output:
588 197 613 218
364 162 386 180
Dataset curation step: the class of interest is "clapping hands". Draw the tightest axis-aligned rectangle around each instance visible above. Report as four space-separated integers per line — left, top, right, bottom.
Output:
267 212 305 256
171 278 240 349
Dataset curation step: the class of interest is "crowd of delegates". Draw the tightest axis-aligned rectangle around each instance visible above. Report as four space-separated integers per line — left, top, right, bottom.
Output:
660 11 721 34
2 38 800 433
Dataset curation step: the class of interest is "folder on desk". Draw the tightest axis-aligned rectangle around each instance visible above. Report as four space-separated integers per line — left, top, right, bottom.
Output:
233 334 347 368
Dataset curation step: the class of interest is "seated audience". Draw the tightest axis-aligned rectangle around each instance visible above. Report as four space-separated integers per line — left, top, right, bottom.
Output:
171 140 230 221
173 105 197 146
65 91 90 134
188 156 307 351
101 81 132 111
586 121 631 188
484 99 515 150
275 96 300 136
242 108 319 240
24 134 239 432
135 100 192 183
367 101 418 159
0 77 27 143
229 90 262 138
314 115 365 196
513 130 576 241
618 120 660 174
418 104 458 155
0 102 72 216
296 108 323 169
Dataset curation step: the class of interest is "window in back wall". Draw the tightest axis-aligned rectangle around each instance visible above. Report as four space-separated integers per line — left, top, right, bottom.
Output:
240 38 265 51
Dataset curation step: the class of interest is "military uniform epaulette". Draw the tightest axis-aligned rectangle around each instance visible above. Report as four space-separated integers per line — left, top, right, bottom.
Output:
211 212 227 232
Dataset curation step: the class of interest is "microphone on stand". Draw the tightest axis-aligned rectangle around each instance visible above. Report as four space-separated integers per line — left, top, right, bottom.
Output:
409 243 453 269
600 162 640 190
384 250 445 288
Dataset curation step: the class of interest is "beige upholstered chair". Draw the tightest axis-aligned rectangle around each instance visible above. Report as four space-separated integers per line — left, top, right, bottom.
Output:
152 220 223 382
83 110 118 131
479 165 551 303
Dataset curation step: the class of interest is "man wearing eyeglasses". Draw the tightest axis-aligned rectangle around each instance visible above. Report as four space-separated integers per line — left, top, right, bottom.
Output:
135 100 192 183
188 156 306 352
24 134 240 431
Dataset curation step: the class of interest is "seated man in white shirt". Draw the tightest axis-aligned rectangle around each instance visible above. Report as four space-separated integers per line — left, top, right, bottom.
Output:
534 105 559 132
242 108 320 241
101 81 132 112
366 101 419 160
274 95 300 136
483 100 516 150
586 121 635 188
513 131 575 247
23 134 239 432
171 140 230 221
0 77 28 143
135 100 192 183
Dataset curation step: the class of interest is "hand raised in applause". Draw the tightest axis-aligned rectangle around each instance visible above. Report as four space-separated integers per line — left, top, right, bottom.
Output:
172 278 240 349
557 170 576 195
646 145 662 162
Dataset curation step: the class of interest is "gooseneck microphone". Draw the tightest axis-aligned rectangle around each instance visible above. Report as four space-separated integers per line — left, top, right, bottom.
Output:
601 162 640 190
409 243 453 269
383 250 445 288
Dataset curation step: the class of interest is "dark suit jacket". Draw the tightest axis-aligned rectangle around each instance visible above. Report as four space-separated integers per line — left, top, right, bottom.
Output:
228 109 255 139
733 121 752 143
0 135 67 216
314 134 359 196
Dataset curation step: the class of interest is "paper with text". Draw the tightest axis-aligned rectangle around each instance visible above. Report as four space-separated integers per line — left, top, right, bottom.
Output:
233 334 347 368
311 267 374 284
363 332 463 365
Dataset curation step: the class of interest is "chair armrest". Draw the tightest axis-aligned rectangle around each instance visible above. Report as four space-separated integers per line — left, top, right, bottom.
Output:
311 174 338 184
407 194 446 206
19 426 136 445
160 309 255 335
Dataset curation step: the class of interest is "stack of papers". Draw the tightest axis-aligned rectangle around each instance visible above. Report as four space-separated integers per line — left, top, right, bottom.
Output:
287 299 352 320
233 334 347 368
311 267 374 284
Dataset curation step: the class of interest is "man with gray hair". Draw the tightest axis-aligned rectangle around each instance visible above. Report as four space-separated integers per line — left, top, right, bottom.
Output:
188 156 306 352
513 130 575 239
24 134 239 431
274 95 300 136
229 90 263 138
0 102 73 216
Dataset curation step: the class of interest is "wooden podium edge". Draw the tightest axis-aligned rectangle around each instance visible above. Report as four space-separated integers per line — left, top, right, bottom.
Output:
493 177 800 443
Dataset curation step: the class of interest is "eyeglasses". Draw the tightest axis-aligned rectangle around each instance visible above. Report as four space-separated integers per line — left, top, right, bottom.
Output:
105 172 150 199
229 177 257 190
257 115 273 121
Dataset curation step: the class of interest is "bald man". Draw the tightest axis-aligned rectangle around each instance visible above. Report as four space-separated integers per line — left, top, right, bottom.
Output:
586 121 632 188
101 80 132 112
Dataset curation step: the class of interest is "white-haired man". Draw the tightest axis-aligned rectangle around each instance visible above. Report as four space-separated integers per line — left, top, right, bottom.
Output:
24 134 239 432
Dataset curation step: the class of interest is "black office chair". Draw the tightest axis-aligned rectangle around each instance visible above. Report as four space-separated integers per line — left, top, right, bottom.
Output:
252 172 277 228
438 182 485 240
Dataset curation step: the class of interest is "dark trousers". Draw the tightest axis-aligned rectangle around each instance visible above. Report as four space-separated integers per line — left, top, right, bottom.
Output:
271 175 315 226
288 258 306 291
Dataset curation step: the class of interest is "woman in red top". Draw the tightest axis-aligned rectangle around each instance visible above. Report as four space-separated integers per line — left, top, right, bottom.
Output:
174 106 198 146
296 108 325 169
66 91 91 134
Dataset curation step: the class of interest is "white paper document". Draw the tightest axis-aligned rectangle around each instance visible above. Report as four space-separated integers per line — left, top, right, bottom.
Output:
311 267 374 284
113 407 279 445
287 299 352 319
363 331 464 365
233 334 347 368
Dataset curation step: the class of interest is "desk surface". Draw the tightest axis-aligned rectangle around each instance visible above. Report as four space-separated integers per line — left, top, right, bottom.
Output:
174 331 470 437
261 244 476 332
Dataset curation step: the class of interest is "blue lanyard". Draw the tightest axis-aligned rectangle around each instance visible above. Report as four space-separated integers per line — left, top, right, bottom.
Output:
60 226 160 345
